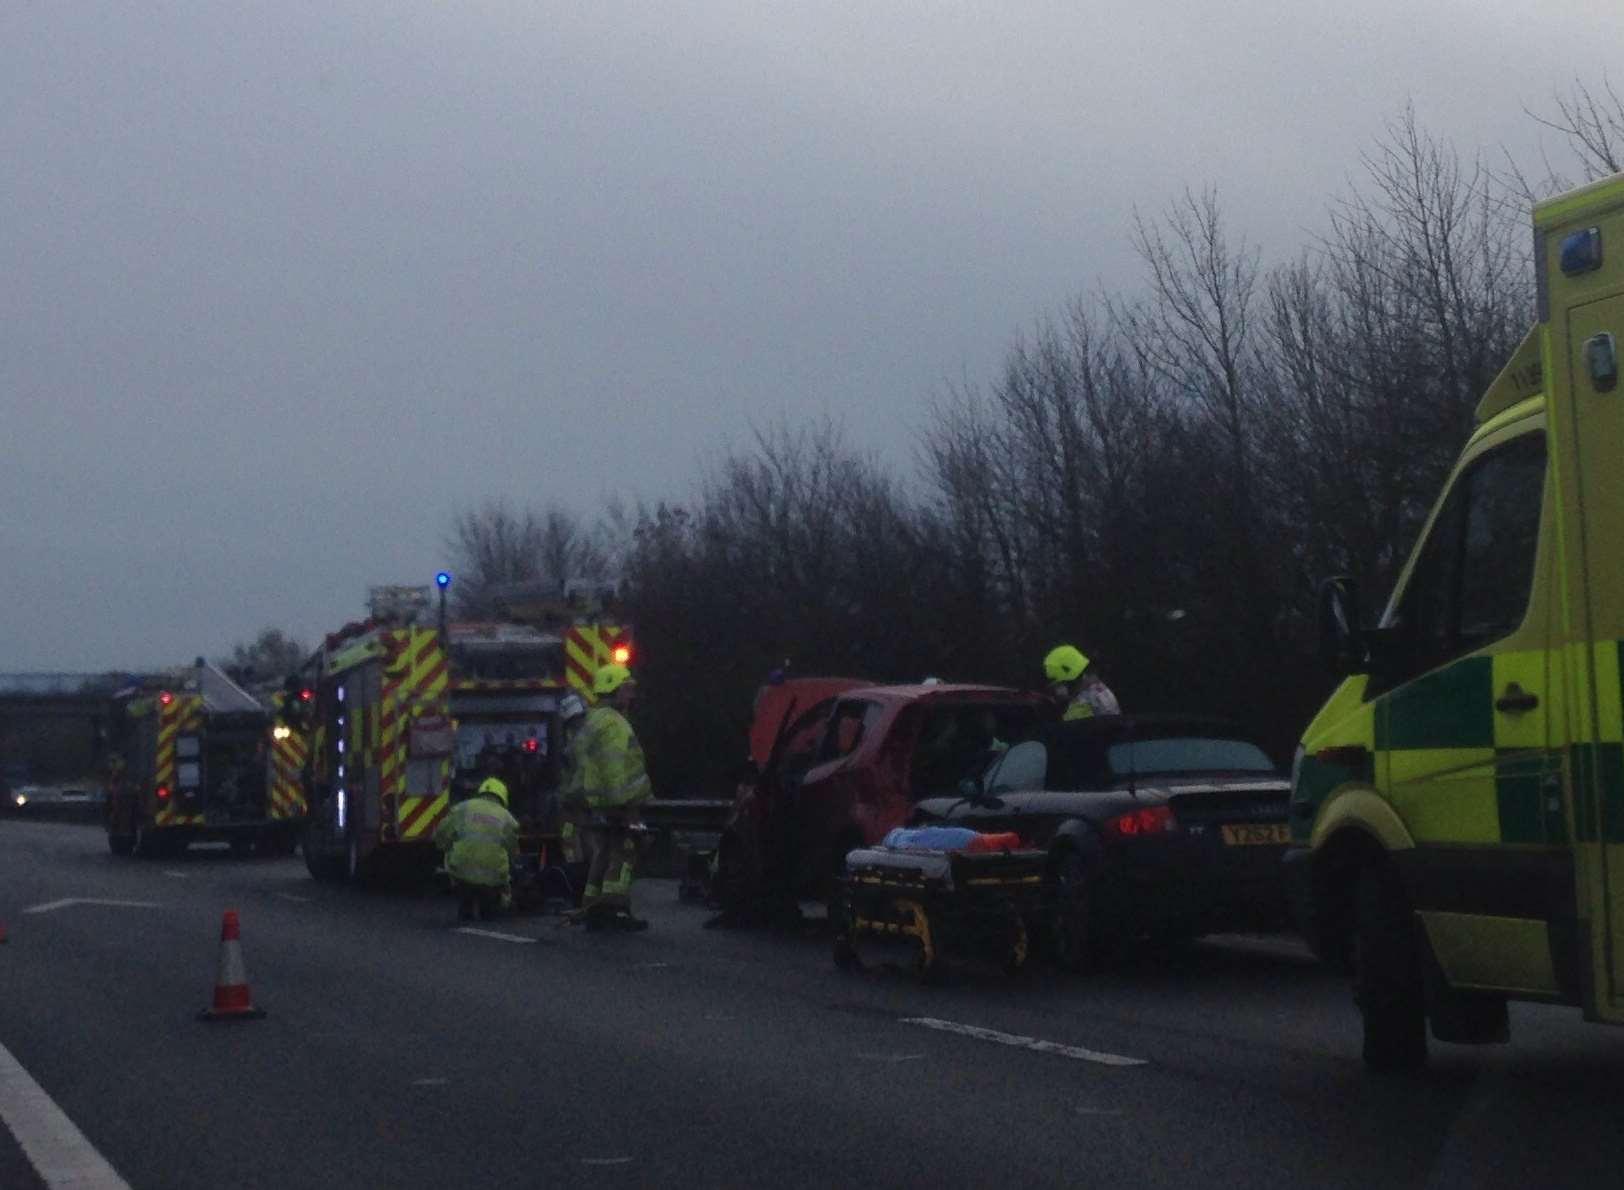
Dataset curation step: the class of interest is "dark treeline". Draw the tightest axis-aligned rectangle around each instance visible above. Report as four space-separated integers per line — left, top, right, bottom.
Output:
460 89 1624 796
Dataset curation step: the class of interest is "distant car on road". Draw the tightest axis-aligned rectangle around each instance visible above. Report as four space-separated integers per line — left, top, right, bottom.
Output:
914 714 1291 970
5 783 104 818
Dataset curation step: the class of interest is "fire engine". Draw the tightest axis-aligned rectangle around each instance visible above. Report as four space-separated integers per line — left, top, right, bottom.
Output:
103 660 308 858
300 583 630 885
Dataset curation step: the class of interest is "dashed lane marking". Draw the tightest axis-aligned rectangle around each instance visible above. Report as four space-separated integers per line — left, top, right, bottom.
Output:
581 1157 635 1166
20 899 161 916
453 927 536 944
273 893 312 904
855 1052 925 1063
411 1078 449 1087
900 1017 1147 1067
0 1038 132 1189
162 870 189 879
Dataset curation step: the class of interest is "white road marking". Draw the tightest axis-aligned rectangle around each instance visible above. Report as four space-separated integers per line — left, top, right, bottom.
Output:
855 1052 926 1063
581 1157 635 1166
21 898 162 915
900 1017 1147 1067
274 893 312 904
453 927 535 944
162 870 189 879
0 1038 133 1189
632 961 671 969
411 1078 449 1087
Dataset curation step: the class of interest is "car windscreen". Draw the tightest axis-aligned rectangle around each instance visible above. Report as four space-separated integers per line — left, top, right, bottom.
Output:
1106 736 1275 778
816 699 883 762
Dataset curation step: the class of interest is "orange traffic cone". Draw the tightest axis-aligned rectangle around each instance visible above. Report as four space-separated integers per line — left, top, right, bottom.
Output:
198 909 266 1021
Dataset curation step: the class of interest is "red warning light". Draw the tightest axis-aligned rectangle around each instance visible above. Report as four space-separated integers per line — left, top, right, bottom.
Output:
298 688 313 702
156 785 171 800
524 738 539 753
612 644 631 665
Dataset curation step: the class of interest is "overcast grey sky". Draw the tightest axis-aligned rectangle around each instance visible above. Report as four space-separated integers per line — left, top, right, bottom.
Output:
4 1 1622 671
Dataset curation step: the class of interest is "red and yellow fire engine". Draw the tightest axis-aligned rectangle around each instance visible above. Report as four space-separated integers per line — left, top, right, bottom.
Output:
300 590 629 885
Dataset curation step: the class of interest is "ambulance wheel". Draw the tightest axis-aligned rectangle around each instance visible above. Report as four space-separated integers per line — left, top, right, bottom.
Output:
1355 864 1428 1073
833 935 859 972
1048 850 1096 973
230 835 255 857
107 831 136 857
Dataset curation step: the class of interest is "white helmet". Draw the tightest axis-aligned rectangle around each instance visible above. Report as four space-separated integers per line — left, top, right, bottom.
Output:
559 693 587 723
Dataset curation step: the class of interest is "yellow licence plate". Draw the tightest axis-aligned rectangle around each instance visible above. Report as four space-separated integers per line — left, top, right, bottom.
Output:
1220 823 1290 846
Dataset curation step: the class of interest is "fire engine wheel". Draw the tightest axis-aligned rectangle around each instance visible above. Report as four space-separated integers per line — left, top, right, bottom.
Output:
134 825 166 860
1354 863 1428 1073
345 830 375 888
1048 850 1096 974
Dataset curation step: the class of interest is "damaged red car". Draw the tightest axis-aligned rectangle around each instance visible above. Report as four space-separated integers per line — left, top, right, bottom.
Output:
712 678 1043 916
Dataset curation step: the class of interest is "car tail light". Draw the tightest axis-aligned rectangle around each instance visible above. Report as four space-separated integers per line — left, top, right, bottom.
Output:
1104 804 1176 839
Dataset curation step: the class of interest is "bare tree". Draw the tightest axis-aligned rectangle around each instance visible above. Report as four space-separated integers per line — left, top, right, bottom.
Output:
223 628 307 686
1122 187 1261 507
1528 76 1624 181
444 499 607 617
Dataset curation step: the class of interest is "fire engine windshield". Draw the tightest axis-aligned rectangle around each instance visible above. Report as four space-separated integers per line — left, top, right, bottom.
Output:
447 643 560 682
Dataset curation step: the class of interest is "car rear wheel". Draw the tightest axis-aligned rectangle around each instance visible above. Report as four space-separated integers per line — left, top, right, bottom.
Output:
1355 863 1427 1073
1049 850 1096 973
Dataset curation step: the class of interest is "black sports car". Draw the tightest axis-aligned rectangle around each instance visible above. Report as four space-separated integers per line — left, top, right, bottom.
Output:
913 714 1290 970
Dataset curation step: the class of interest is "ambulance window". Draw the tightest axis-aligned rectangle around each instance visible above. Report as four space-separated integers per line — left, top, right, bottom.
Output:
1456 434 1545 646
1382 432 1545 683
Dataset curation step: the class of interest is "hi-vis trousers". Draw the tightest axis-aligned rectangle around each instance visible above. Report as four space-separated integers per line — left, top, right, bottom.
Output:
582 820 639 912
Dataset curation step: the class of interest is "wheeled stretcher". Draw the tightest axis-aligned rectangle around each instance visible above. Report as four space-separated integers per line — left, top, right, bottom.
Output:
833 827 1048 980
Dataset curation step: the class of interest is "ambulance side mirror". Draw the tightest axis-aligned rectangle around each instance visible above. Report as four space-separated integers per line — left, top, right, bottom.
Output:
1318 576 1368 675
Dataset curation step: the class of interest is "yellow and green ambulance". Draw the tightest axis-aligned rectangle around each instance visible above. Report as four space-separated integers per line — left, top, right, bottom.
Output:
1285 168 1624 1070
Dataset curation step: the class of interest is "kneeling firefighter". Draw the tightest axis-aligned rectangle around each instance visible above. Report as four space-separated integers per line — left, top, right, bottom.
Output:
577 663 652 931
434 775 520 922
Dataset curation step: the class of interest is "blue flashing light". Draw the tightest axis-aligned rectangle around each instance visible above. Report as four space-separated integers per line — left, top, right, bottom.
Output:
1561 227 1603 276
435 571 452 588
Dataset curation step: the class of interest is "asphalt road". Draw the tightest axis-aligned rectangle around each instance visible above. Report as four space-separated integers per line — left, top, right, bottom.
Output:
2 819 1622 1190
